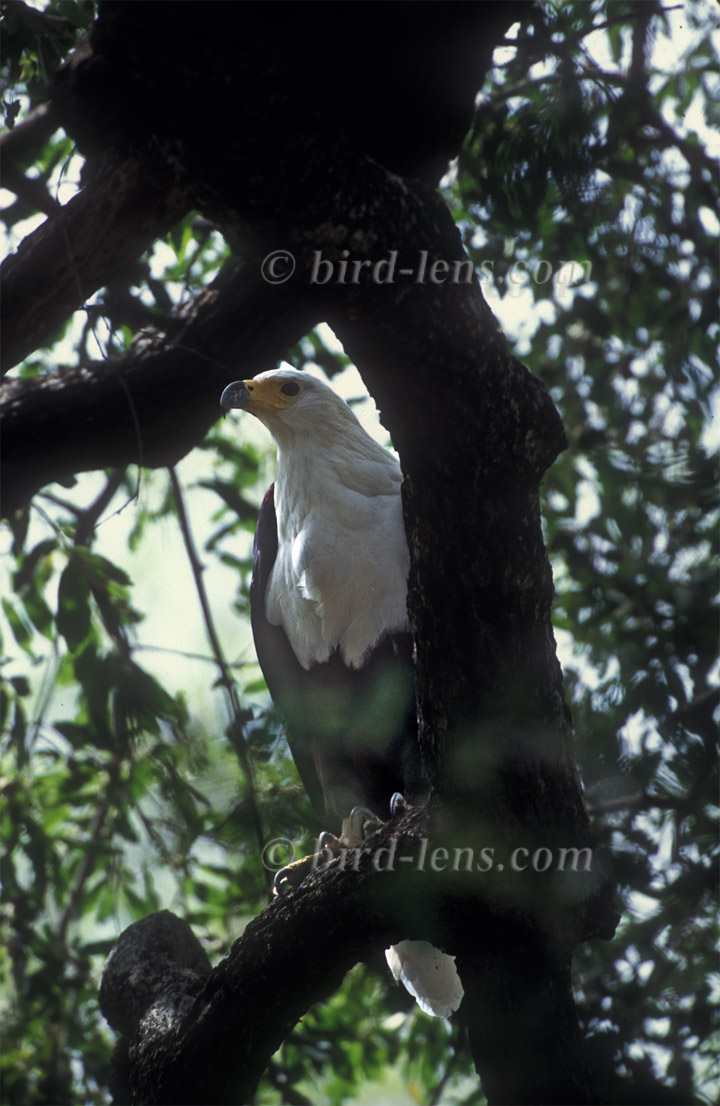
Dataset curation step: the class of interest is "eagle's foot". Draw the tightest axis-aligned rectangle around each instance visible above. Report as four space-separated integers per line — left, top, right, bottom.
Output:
390 791 408 817
273 844 334 896
341 805 384 845
273 822 366 895
318 829 342 852
273 804 394 896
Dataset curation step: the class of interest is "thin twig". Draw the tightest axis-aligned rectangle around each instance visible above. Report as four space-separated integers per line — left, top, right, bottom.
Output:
429 1025 463 1106
75 469 126 545
169 466 270 888
134 643 255 668
56 796 112 954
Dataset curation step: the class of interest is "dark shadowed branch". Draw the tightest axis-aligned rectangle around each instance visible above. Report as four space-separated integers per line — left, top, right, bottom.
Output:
1 259 317 515
100 806 610 1105
1 150 190 373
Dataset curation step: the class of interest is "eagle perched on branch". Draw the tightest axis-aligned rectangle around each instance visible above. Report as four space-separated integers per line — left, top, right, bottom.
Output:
221 366 463 1018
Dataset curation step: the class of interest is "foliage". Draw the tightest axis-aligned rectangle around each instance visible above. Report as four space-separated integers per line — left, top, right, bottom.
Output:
1 1 718 1104
457 2 719 1100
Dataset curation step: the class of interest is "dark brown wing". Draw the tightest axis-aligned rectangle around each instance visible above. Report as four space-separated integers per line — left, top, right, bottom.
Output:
250 485 422 831
250 484 327 822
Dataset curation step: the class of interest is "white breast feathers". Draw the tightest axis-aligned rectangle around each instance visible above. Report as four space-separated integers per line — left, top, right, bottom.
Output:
266 420 410 670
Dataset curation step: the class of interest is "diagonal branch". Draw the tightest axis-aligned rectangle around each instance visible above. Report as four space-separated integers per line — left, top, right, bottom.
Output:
100 813 428 1104
100 805 599 1106
0 259 318 516
100 801 615 1105
1 150 190 373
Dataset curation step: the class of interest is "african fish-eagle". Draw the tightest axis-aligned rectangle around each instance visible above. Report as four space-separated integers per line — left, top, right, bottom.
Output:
220 365 463 1018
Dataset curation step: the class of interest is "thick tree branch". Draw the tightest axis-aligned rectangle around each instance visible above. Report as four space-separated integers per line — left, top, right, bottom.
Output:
100 806 607 1105
101 813 425 1105
0 150 189 373
0 260 317 515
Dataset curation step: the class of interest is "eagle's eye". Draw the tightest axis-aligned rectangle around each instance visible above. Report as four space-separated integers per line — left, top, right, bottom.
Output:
280 381 301 397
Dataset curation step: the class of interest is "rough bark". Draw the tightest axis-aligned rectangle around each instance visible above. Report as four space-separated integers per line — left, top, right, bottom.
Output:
99 807 609 1105
457 946 595 1105
101 816 418 1105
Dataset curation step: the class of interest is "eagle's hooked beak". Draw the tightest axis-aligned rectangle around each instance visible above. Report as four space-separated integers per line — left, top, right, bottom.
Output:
220 380 251 415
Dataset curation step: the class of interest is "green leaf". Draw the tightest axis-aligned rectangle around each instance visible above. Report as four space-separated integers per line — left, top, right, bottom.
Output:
2 597 34 656
56 559 92 650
